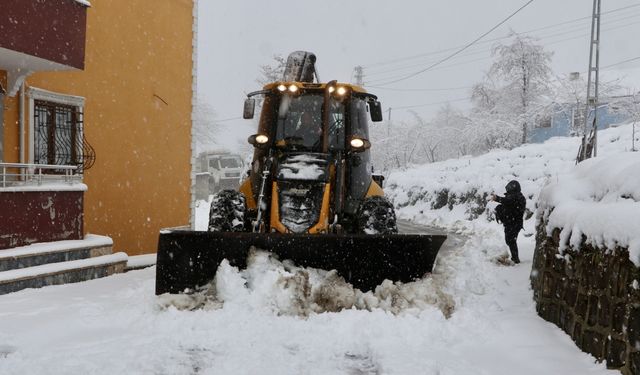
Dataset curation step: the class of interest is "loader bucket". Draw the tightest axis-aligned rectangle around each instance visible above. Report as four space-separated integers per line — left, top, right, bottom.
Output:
155 229 446 295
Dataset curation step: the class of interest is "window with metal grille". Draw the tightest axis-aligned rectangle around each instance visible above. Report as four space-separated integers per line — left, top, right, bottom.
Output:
33 99 95 173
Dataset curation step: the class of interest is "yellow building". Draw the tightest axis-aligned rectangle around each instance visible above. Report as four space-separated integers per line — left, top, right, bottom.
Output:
1 0 195 255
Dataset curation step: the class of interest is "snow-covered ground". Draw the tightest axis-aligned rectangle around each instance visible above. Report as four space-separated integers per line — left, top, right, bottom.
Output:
2 124 637 374
0 233 612 374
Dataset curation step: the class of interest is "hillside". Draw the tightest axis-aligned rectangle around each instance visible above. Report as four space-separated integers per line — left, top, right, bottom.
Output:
387 122 639 237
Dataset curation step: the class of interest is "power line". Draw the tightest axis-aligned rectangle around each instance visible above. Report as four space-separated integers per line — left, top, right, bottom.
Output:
365 11 640 79
367 85 472 92
366 55 492 85
368 18 640 87
601 56 640 70
368 0 535 86
364 3 640 70
383 53 640 119
390 97 473 110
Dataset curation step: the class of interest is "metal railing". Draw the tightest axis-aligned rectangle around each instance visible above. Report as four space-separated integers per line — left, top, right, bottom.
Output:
0 163 81 188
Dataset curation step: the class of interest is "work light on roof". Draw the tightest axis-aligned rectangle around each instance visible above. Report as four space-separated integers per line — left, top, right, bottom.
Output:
255 134 269 144
350 138 365 148
277 84 287 92
288 85 298 93
336 86 347 96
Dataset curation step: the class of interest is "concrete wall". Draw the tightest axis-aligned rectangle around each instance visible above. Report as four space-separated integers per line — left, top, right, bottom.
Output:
531 219 640 374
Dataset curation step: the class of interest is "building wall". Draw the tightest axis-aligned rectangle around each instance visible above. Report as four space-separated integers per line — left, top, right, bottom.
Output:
0 72 4 160
0 0 86 69
530 103 631 144
1 71 19 163
4 0 194 255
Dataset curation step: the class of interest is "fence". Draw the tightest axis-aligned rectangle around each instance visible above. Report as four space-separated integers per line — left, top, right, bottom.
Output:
0 163 80 188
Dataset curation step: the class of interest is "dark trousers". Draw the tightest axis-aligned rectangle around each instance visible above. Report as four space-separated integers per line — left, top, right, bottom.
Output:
504 226 521 261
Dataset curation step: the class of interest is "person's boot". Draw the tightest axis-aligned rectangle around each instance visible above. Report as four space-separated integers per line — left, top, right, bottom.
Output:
509 247 520 264
511 250 520 264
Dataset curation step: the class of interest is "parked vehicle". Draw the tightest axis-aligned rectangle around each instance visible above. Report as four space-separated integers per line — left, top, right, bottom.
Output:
195 152 244 200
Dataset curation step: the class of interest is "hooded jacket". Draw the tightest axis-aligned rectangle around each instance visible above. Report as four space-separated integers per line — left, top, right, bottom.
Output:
495 180 526 229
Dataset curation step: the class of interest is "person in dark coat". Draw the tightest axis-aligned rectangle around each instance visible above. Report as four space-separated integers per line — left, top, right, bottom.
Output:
491 180 526 264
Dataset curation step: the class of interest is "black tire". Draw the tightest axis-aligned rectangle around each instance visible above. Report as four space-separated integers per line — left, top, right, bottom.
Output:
357 196 398 234
208 190 246 232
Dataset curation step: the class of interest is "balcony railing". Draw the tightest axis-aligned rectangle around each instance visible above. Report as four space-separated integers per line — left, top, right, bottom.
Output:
0 163 81 188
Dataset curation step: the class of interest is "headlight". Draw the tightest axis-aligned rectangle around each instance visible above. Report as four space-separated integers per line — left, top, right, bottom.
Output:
328 86 336 93
288 85 298 93
350 138 365 148
336 86 347 96
255 134 269 144
277 84 287 92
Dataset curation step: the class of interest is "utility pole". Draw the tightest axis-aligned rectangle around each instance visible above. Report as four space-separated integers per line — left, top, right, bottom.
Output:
577 0 601 163
353 66 364 86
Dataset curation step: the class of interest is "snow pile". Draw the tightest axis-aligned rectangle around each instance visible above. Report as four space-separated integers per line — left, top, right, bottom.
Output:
158 248 456 317
537 152 640 265
387 122 639 233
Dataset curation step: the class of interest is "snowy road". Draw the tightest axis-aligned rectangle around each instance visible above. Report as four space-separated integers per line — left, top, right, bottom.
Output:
0 221 615 375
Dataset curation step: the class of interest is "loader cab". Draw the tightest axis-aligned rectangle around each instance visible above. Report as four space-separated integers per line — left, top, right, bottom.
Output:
272 92 348 152
246 82 379 154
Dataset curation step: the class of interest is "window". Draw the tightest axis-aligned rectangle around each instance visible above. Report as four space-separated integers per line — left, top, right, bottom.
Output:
219 156 241 169
34 100 80 167
276 93 324 151
28 87 95 172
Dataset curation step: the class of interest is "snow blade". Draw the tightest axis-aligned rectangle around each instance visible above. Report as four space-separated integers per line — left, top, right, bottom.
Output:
155 230 446 295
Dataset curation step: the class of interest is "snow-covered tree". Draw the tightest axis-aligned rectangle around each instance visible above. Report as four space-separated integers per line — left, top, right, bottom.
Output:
553 73 625 136
193 99 219 154
609 92 640 151
429 104 472 159
256 54 287 86
474 33 554 144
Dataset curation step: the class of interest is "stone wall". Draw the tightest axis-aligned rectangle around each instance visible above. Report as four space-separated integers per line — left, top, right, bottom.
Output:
531 218 640 374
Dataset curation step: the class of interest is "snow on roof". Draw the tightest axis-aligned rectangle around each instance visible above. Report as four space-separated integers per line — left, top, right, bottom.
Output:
538 152 640 265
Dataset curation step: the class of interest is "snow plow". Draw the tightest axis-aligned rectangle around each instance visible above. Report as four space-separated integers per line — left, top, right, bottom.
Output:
155 51 446 295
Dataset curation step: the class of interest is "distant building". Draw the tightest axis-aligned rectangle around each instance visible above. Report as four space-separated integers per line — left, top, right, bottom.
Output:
529 96 635 143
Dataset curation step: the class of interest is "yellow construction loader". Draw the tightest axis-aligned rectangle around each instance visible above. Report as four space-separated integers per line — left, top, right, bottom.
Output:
155 52 446 294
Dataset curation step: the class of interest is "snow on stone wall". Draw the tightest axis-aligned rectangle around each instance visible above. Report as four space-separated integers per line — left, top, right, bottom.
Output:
537 152 640 266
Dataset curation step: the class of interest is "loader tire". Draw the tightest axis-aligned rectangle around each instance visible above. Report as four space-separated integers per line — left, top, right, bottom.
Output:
357 196 398 234
208 190 246 232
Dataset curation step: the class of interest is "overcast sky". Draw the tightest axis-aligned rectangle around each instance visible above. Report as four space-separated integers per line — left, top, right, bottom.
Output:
197 0 640 129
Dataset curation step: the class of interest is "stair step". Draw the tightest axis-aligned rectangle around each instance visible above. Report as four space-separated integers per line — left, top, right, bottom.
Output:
0 253 128 295
0 235 113 272
125 254 156 271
